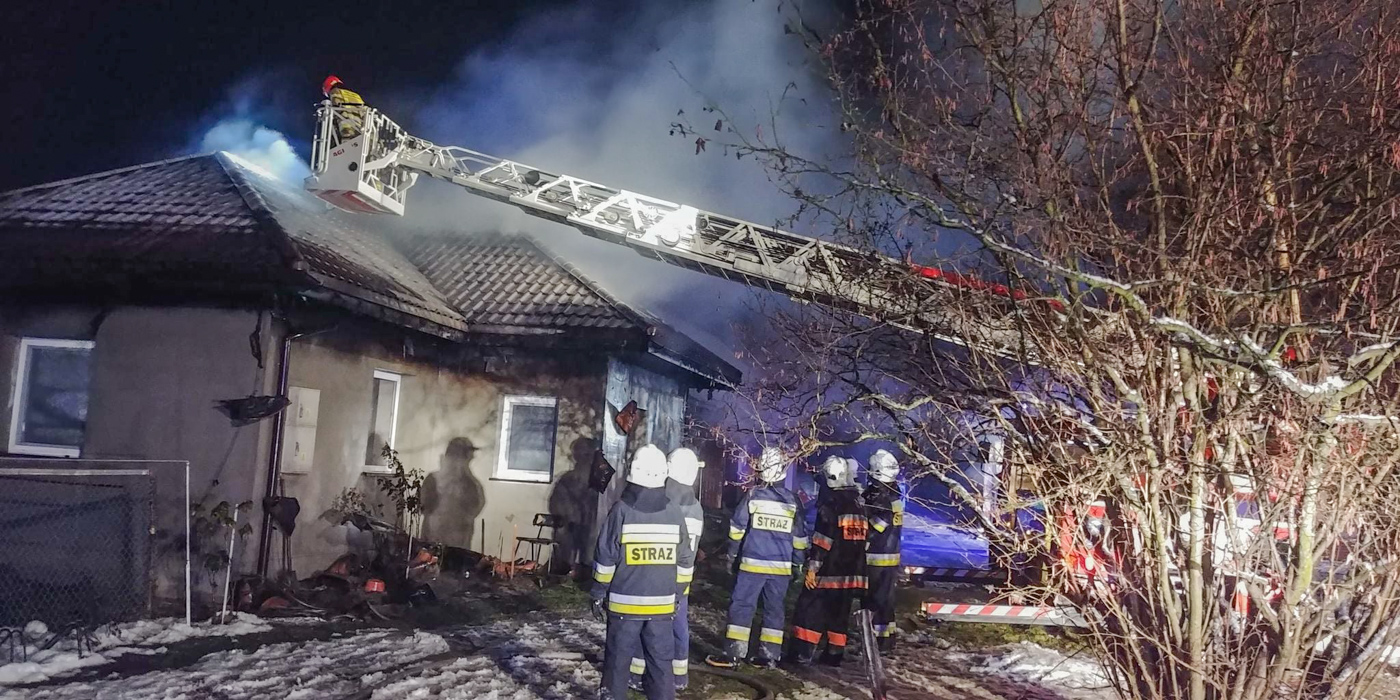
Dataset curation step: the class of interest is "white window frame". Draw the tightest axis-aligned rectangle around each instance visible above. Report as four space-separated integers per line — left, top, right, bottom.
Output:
8 338 95 458
494 395 558 483
364 369 402 473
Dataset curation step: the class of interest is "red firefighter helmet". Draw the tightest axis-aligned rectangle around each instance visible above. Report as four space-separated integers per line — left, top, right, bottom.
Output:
321 75 343 97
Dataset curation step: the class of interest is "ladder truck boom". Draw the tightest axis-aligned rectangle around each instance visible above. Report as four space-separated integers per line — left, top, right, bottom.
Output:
305 100 1054 356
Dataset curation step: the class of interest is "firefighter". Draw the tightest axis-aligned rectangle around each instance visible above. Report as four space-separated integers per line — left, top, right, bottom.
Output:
591 444 695 700
862 449 904 653
706 447 807 669
789 455 867 666
630 447 705 691
321 75 366 141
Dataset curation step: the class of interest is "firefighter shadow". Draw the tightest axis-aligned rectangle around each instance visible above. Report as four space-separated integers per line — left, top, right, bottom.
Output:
546 437 599 576
420 437 486 550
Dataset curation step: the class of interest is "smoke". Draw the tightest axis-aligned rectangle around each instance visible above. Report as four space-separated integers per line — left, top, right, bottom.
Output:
198 120 309 183
190 74 311 184
397 0 843 358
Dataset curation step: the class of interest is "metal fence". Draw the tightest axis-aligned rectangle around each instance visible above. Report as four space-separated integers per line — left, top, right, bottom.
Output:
0 461 186 628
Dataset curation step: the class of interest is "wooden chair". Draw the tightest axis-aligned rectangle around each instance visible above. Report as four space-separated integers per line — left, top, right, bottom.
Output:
515 513 561 569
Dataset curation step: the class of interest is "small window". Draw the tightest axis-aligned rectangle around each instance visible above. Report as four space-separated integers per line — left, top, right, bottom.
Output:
364 370 401 470
8 338 94 458
495 396 558 483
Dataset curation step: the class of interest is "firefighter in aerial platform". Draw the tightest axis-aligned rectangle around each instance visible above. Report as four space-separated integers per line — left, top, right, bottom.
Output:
862 449 905 653
706 447 807 669
321 75 366 141
591 444 695 700
630 447 705 692
788 456 868 667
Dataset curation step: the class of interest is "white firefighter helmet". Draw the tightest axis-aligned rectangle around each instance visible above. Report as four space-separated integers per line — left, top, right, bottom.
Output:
869 449 900 483
758 447 788 483
627 444 669 488
668 447 703 487
823 455 856 489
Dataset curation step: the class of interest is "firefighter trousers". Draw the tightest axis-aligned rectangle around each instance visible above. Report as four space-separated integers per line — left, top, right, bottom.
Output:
725 572 789 661
864 565 898 649
790 587 857 663
631 595 689 689
603 614 674 700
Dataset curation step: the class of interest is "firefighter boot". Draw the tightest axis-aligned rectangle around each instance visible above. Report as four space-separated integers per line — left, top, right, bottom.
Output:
878 635 895 654
705 653 739 668
747 654 778 669
706 640 745 669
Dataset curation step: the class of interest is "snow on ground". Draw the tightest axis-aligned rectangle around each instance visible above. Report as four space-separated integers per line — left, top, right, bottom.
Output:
2 629 449 700
954 641 1111 691
775 681 850 700
0 613 276 687
0 610 1123 700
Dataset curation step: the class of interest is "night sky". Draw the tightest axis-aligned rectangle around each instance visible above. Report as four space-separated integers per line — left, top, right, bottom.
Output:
0 0 585 191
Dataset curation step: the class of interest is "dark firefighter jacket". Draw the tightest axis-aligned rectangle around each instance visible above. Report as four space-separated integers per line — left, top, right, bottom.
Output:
666 478 704 594
728 483 808 575
863 481 904 568
592 483 696 617
808 487 868 590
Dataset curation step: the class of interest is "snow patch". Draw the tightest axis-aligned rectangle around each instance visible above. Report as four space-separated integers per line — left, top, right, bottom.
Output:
4 629 449 700
949 641 1111 691
0 614 277 687
776 681 851 699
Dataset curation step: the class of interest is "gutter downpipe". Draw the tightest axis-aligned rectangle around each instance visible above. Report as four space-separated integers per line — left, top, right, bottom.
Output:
255 322 333 577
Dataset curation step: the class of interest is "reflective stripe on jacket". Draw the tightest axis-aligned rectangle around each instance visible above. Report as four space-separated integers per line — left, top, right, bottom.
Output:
864 482 904 567
592 483 696 617
729 483 807 575
809 487 867 589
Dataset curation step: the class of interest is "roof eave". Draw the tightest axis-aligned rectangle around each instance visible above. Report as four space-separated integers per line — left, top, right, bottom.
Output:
643 339 740 389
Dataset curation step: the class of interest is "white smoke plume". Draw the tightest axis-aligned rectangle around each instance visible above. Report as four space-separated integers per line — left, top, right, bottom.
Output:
191 75 311 184
198 119 309 183
397 0 842 357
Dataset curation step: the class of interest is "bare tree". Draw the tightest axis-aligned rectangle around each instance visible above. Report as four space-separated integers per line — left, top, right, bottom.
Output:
690 0 1400 697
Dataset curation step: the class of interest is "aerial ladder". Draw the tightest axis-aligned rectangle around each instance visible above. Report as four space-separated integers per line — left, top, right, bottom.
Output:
304 99 1063 361
302 95 1220 631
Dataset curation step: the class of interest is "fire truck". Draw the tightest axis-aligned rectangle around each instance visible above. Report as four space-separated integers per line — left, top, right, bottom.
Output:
303 92 1285 626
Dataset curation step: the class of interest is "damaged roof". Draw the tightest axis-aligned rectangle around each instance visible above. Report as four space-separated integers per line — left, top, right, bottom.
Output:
402 233 741 387
0 152 739 387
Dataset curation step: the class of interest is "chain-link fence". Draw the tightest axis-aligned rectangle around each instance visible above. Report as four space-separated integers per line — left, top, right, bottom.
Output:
0 461 185 628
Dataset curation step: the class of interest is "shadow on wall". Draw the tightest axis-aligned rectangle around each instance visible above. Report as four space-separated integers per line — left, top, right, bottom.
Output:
547 437 598 574
420 437 486 551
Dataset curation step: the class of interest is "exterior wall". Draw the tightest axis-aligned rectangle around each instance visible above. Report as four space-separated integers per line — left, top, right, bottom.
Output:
279 325 606 576
594 357 690 560
0 305 277 608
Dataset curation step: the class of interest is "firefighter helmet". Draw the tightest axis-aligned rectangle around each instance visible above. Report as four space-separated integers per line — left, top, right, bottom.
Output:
758 447 788 483
823 455 856 489
322 75 343 96
627 444 668 488
869 449 900 483
668 447 703 487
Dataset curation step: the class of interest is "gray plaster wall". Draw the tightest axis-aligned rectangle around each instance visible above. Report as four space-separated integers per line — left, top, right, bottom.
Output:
0 305 278 610
278 326 606 576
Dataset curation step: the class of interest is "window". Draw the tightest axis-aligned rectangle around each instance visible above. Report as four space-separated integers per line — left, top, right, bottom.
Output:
495 395 558 483
8 338 94 457
364 370 401 470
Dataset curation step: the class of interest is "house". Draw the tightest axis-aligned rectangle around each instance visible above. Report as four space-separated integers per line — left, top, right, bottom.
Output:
0 152 738 617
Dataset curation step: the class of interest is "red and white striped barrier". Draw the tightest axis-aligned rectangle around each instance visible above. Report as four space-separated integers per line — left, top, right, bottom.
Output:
923 601 1087 628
